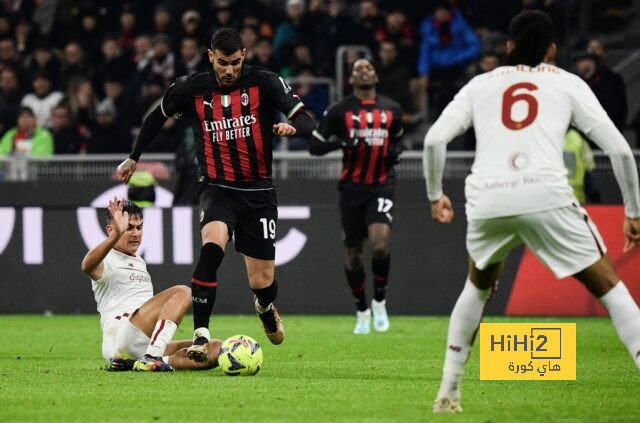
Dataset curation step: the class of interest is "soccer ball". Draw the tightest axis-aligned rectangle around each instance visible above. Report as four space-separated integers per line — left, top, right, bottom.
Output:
218 335 263 376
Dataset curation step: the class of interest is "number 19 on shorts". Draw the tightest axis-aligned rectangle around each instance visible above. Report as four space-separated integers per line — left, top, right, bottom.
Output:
260 218 276 240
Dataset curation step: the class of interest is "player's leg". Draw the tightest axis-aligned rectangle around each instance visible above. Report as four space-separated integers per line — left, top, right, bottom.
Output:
340 190 371 334
365 190 393 332
574 255 640 368
187 220 230 362
434 216 519 413
166 339 223 370
128 285 192 371
518 205 640 368
235 191 284 345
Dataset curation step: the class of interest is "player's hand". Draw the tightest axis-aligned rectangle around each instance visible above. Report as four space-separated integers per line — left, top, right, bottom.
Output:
273 123 297 137
107 196 130 236
623 217 640 252
431 195 454 224
117 158 137 184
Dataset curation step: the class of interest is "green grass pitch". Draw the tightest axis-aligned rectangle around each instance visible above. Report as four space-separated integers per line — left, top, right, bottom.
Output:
1 315 638 422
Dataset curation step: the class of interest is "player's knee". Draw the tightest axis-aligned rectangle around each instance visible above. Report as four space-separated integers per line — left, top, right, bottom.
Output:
248 269 273 288
371 244 389 259
345 250 362 270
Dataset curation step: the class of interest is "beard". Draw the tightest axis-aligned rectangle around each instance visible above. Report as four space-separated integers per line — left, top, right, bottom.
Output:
356 83 374 90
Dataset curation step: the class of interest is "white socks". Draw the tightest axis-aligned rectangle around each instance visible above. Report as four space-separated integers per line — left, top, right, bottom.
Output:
437 279 491 400
146 320 178 358
599 281 640 368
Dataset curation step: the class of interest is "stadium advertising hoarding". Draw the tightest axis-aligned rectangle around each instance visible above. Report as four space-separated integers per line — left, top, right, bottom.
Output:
0 180 636 315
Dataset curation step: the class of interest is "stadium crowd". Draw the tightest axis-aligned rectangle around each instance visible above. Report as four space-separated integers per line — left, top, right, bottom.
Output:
0 0 633 156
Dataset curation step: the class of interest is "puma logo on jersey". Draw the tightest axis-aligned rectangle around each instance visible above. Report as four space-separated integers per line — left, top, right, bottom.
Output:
351 115 361 122
203 100 213 109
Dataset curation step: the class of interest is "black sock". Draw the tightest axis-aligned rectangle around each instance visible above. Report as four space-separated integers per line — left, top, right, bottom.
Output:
191 243 224 331
252 279 278 310
372 255 390 302
345 266 367 311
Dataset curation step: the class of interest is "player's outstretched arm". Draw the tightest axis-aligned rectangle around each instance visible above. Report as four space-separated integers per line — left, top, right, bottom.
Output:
81 197 130 280
117 105 168 184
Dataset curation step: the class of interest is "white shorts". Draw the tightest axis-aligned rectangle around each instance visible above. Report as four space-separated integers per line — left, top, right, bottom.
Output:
101 311 150 360
466 204 606 279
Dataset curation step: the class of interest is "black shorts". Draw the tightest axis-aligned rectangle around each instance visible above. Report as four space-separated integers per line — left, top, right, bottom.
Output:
198 184 278 260
339 187 394 248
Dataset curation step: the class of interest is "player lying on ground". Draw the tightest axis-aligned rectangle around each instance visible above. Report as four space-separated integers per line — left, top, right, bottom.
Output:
423 10 640 413
116 28 314 362
81 198 222 371
309 58 404 334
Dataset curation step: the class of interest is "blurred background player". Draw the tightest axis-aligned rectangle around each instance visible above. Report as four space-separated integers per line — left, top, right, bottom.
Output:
81 198 222 371
563 128 600 205
310 58 403 334
424 10 640 413
116 28 314 361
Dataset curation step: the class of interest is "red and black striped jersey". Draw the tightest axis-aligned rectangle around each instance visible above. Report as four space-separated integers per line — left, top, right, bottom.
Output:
313 94 403 189
161 64 305 190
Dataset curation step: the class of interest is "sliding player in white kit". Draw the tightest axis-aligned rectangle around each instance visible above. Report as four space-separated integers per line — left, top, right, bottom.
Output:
424 10 640 413
81 198 222 371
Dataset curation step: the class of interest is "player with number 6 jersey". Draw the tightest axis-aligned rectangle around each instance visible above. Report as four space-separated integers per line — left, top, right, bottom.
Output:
424 10 640 413
310 58 404 335
116 28 314 362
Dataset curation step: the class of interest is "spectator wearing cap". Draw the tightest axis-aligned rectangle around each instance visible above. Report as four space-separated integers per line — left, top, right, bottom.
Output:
150 34 175 83
0 67 22 134
417 1 480 120
50 104 88 154
20 72 63 128
574 52 627 132
87 99 131 153
175 36 208 77
0 106 53 157
179 10 208 47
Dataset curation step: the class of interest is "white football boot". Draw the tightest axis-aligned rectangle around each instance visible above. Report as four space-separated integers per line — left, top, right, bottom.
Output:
432 396 462 413
371 299 390 332
353 309 371 334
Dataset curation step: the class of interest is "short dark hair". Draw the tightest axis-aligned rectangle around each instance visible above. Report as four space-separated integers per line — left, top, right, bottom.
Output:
210 28 243 55
106 200 143 224
348 57 377 76
507 10 555 67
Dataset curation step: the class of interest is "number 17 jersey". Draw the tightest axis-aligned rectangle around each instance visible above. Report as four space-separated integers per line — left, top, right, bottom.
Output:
441 64 612 220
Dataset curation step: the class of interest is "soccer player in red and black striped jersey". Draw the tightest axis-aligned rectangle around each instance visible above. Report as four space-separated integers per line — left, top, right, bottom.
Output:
309 58 403 334
116 28 314 362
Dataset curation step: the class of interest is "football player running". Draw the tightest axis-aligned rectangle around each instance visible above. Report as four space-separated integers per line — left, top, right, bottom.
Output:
424 10 640 413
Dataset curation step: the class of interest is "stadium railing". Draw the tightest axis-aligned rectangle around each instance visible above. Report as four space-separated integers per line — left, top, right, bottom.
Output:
0 151 637 182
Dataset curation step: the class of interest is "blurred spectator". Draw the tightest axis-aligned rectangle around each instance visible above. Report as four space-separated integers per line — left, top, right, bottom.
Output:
274 0 310 61
77 11 101 65
32 0 57 39
0 38 21 73
179 10 208 46
247 37 278 71
15 17 38 55
574 53 627 131
20 72 63 128
95 35 133 94
293 67 328 119
133 35 154 73
377 40 415 120
240 12 275 39
118 8 138 51
50 104 87 154
175 36 208 77
60 42 91 87
208 0 238 35
25 41 60 90
417 1 480 119
241 26 259 62
60 77 97 131
87 100 131 153
0 15 13 40
149 34 175 83
135 75 183 152
563 128 600 204
306 0 354 76
103 77 138 134
354 0 383 54
281 43 314 77
375 9 414 68
0 67 22 134
153 4 173 37
0 106 53 157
